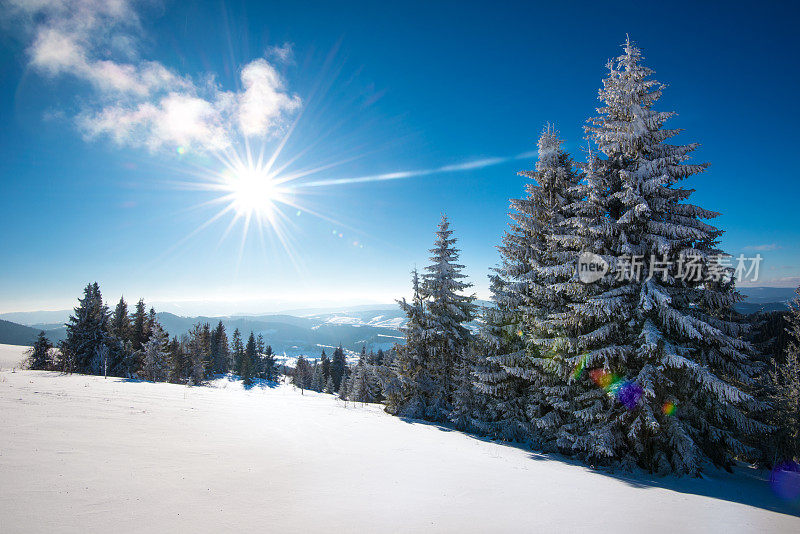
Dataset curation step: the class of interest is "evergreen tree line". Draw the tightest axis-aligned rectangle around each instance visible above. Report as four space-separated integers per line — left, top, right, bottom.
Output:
27 283 281 386
290 345 398 405
383 39 800 475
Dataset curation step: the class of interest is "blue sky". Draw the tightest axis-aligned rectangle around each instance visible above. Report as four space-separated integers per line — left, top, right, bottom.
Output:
0 0 798 314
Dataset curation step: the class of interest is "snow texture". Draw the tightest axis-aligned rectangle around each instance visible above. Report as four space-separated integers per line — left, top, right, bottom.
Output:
0 369 798 532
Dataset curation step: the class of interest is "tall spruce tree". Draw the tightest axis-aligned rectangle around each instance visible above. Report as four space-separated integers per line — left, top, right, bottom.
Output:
349 351 377 404
419 215 475 421
27 331 52 370
263 345 276 381
110 296 131 343
338 367 349 401
185 324 209 385
210 321 229 375
450 344 482 433
241 332 256 386
131 299 148 351
325 375 335 394
473 271 533 442
142 323 169 382
330 345 346 391
167 336 185 383
294 355 312 393
473 129 584 446
394 269 433 417
231 328 244 375
310 362 325 392
775 286 800 460
320 349 331 383
61 282 110 374
558 38 768 473
255 334 266 376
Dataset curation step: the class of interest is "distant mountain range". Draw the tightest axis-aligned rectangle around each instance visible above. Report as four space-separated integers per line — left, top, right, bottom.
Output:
0 306 410 359
0 289 794 351
0 320 62 347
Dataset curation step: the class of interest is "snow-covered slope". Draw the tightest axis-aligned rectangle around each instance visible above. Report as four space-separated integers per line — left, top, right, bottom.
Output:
0 370 797 533
0 343 28 369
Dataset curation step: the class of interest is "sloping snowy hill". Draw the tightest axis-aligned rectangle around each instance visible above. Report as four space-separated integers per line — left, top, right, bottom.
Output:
0 343 27 369
0 370 798 533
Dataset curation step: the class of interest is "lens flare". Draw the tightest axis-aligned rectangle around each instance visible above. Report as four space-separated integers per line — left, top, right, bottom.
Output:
770 461 800 501
617 381 643 410
589 368 617 390
571 353 588 380
662 401 677 416
588 368 642 410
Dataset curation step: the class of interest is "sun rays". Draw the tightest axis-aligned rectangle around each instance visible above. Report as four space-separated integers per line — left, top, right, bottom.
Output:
157 99 537 277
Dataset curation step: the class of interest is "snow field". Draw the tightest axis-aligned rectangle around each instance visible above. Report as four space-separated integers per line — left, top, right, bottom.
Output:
0 370 798 533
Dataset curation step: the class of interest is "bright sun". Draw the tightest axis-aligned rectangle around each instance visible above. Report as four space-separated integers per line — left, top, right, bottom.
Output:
224 165 279 219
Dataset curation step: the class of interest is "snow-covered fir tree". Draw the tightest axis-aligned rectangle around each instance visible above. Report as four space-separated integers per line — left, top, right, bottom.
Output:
559 38 768 473
167 336 184 384
473 128 583 446
110 296 131 344
420 215 476 420
142 323 169 382
293 355 313 393
241 332 257 386
450 344 483 433
185 324 208 385
199 323 213 377
330 346 347 391
262 345 277 381
395 216 475 421
131 298 148 352
472 270 533 442
393 268 433 417
320 349 331 383
377 347 403 410
310 362 325 392
349 351 377 404
338 367 349 401
254 334 266 377
60 282 110 374
210 321 229 375
231 329 244 375
27 331 52 370
773 286 800 459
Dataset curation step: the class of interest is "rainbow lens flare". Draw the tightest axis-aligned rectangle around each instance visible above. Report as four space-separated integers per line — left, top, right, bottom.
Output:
588 368 642 410
770 461 800 501
571 354 588 380
617 381 643 410
662 401 677 416
589 368 617 390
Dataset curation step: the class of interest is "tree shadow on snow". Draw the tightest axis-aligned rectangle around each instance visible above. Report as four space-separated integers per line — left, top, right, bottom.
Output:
395 414 800 518
215 374 281 390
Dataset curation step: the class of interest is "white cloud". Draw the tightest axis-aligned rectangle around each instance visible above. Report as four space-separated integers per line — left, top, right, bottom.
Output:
737 276 800 288
237 59 301 137
11 0 301 152
743 243 780 251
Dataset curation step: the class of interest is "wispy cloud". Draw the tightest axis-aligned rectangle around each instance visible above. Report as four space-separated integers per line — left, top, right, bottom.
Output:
738 276 800 288
8 0 300 152
743 243 781 251
296 151 538 188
